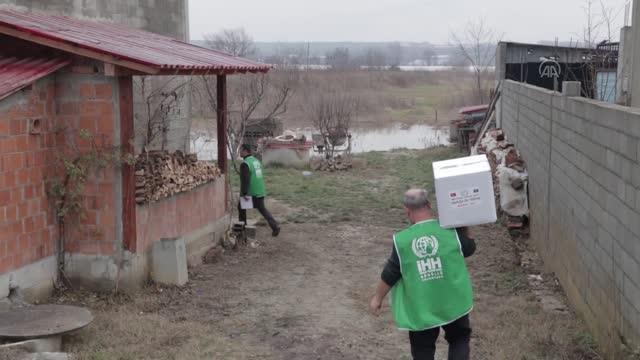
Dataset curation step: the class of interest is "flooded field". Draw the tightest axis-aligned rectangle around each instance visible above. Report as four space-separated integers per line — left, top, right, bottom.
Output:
192 124 450 160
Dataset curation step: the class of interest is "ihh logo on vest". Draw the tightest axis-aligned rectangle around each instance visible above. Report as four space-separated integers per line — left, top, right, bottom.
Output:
539 59 561 79
254 162 263 178
412 236 444 282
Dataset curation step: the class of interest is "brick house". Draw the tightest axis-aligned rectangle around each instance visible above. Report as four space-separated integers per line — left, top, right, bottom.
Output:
0 8 270 300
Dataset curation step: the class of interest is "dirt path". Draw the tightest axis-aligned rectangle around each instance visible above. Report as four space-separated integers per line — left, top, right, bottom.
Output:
58 149 601 359
61 210 598 359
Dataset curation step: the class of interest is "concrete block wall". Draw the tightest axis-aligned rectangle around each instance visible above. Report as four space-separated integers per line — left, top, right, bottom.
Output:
0 0 189 41
499 80 640 357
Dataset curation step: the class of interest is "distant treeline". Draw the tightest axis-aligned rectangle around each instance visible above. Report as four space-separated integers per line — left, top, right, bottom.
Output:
192 40 496 68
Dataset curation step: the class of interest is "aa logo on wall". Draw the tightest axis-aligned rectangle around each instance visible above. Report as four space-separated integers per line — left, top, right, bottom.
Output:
539 59 561 79
412 236 439 258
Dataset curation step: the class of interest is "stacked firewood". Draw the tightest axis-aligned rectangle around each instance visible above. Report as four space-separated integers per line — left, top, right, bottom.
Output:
310 155 353 172
135 150 221 204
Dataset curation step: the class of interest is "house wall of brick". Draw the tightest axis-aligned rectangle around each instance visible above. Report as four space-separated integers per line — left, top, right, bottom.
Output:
0 78 58 299
53 72 122 258
499 79 640 358
0 69 124 299
136 178 228 267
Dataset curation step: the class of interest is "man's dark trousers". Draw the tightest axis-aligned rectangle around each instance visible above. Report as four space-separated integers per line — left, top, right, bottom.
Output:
238 196 279 231
408 315 471 360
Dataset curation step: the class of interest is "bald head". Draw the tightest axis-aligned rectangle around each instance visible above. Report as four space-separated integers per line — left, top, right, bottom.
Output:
403 189 430 210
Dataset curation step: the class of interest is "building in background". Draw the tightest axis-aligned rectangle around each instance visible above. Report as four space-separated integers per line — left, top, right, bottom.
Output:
495 41 619 103
0 0 193 153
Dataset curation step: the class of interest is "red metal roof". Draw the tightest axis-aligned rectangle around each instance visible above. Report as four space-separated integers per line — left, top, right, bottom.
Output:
0 9 270 75
0 56 70 101
458 104 489 115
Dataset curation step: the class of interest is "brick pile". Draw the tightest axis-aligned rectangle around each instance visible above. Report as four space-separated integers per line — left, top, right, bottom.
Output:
134 150 221 204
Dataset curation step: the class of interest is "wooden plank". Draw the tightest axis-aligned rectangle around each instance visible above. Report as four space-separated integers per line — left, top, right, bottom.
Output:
0 24 159 75
217 75 229 212
119 76 137 253
216 75 228 174
104 63 145 77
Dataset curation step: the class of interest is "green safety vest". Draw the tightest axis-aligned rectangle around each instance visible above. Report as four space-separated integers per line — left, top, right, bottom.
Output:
391 219 473 331
244 156 267 197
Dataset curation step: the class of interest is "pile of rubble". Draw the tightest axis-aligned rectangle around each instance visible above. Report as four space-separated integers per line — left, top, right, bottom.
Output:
309 155 353 172
134 150 222 204
477 129 529 236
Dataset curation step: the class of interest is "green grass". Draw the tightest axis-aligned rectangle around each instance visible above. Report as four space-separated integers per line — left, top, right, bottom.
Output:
254 147 460 226
381 83 463 124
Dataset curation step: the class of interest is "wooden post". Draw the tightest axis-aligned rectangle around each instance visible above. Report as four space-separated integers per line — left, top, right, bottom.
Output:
119 76 137 253
216 74 230 211
216 75 228 173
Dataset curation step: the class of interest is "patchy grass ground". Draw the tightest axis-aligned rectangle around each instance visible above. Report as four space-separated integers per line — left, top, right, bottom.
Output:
52 148 603 360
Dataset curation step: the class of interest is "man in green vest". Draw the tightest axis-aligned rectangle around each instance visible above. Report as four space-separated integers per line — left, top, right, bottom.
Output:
370 188 476 360
239 144 280 236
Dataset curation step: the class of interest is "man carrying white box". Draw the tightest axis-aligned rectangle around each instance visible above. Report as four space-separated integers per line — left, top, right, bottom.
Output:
369 189 477 360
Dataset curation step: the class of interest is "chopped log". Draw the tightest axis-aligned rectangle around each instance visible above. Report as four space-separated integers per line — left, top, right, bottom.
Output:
134 151 222 204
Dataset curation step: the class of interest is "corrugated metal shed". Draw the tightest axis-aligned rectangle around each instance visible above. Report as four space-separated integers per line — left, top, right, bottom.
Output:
0 8 270 75
0 56 70 101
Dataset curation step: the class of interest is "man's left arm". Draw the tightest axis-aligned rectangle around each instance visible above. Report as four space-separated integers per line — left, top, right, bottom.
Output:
456 227 476 258
240 162 250 197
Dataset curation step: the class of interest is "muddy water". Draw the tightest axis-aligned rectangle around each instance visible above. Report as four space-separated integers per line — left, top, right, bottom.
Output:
192 124 449 160
350 124 449 153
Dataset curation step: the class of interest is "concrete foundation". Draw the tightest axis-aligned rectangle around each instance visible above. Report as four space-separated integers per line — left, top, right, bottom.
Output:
64 214 230 290
0 336 62 353
0 257 56 302
152 238 188 286
183 214 231 267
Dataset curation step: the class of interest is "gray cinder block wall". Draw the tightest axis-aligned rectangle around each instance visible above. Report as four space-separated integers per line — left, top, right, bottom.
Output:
0 0 192 153
499 80 640 358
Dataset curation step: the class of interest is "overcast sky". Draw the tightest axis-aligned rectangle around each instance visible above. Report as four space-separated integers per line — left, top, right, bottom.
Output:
189 0 629 43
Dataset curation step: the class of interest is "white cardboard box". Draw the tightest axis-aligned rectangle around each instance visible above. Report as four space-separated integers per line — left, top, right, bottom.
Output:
433 155 497 228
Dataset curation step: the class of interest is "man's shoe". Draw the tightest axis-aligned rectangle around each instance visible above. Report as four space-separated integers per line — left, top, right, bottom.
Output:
272 227 281 237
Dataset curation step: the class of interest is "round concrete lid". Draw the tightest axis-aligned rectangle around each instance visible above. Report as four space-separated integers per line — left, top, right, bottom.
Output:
0 305 93 339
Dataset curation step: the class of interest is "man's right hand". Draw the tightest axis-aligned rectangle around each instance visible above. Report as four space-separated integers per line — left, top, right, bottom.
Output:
369 295 383 316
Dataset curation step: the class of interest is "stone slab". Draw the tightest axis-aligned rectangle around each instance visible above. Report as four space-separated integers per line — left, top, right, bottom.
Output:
0 305 93 339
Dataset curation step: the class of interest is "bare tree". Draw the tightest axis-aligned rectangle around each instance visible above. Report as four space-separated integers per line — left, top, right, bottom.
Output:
134 76 191 151
387 42 404 68
204 28 256 58
574 0 625 102
200 70 296 173
451 19 501 103
364 48 387 69
423 46 437 66
326 48 353 70
311 93 358 159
